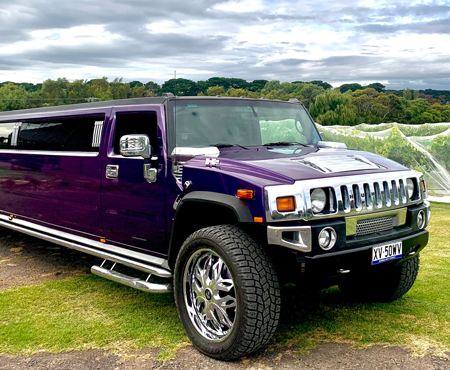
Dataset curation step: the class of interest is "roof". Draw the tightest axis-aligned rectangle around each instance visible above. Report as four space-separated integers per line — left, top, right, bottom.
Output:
0 95 302 122
0 96 169 121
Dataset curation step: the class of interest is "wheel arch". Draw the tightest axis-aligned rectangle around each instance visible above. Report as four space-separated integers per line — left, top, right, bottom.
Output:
168 191 253 269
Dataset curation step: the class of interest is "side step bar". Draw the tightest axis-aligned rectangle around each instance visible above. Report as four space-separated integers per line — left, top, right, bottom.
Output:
0 217 172 279
92 262 172 293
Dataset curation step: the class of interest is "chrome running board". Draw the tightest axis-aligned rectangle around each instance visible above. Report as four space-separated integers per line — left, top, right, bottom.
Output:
91 262 172 293
0 216 172 279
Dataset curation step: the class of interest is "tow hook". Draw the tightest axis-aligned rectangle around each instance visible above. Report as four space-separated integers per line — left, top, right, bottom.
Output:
173 181 192 210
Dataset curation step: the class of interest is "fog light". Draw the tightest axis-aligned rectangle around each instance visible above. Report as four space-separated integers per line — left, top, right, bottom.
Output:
417 210 426 229
318 227 337 250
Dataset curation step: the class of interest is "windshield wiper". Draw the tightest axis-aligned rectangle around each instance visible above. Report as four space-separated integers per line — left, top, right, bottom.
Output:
263 141 308 147
210 143 249 150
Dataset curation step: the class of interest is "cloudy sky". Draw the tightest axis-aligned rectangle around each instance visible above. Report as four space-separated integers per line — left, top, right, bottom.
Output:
0 0 449 90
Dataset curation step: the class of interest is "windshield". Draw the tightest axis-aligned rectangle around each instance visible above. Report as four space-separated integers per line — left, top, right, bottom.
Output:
169 99 321 151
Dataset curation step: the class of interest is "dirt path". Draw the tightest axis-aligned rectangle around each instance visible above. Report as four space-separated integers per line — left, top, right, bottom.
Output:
1 227 449 369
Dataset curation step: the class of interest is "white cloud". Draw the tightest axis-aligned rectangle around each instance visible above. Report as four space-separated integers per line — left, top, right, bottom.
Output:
0 0 449 89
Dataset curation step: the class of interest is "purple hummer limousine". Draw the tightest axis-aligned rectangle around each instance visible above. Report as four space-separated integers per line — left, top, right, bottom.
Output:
0 95 430 359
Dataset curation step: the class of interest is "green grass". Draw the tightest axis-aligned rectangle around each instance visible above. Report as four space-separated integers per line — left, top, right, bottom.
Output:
1 202 449 358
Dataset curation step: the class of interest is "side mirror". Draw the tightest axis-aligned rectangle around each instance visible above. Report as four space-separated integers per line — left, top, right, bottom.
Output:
120 134 151 159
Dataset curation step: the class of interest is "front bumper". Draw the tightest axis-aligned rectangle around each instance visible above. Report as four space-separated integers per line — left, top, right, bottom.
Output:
267 202 430 254
302 229 428 278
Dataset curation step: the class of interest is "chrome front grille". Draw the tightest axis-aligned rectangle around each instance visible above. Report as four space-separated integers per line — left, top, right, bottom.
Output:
265 171 425 223
356 216 394 236
339 177 409 214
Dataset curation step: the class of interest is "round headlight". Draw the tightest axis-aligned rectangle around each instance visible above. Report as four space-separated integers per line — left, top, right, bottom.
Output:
311 188 327 214
417 210 426 229
406 178 415 199
318 227 337 250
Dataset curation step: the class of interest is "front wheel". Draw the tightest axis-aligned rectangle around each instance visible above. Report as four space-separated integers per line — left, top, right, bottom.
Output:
339 254 420 302
174 225 280 360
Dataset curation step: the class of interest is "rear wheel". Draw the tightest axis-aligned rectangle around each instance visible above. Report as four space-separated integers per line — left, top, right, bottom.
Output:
339 255 420 302
174 225 280 360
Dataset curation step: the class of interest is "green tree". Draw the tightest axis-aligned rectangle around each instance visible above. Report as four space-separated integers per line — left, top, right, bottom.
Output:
248 79 268 92
309 80 332 90
339 83 363 93
206 85 226 96
310 90 358 125
298 83 325 109
41 78 69 105
144 81 161 96
0 83 31 111
67 79 89 102
87 77 113 101
161 78 198 96
224 88 260 98
129 81 143 89
110 77 130 100
367 82 385 92
130 85 147 98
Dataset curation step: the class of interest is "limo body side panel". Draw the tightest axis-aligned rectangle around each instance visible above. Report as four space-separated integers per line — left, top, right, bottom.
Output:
0 103 173 261
0 108 113 238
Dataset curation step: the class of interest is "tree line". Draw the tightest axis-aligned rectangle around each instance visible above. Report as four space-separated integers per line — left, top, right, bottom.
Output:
0 77 449 125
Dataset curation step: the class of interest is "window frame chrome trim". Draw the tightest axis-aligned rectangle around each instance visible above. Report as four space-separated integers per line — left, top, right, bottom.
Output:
0 149 99 157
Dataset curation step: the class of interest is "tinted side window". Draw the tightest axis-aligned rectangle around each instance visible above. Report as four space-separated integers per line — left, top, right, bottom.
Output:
113 113 158 154
16 115 104 152
0 122 17 149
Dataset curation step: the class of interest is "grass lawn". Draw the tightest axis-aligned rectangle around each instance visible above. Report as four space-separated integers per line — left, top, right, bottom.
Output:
0 202 449 358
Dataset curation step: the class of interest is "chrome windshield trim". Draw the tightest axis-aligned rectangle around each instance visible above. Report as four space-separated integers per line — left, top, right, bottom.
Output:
265 170 425 223
0 214 170 272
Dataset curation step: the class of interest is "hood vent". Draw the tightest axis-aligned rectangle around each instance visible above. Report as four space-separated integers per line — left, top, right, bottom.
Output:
296 155 381 174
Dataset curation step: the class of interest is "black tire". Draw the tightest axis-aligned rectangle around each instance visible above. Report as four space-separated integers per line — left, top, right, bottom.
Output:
174 225 281 360
339 254 420 302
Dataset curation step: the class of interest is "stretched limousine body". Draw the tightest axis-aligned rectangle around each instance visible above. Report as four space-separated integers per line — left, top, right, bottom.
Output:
0 95 430 360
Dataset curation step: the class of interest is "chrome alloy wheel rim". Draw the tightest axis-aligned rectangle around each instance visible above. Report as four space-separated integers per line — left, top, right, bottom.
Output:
183 249 237 342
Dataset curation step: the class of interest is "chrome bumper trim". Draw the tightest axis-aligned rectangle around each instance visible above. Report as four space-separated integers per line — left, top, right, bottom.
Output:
267 225 312 252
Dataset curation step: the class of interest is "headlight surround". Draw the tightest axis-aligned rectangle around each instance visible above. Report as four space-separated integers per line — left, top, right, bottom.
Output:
311 188 327 214
406 178 415 199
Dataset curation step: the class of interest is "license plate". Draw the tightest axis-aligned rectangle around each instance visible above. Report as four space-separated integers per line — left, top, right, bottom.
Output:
372 241 403 265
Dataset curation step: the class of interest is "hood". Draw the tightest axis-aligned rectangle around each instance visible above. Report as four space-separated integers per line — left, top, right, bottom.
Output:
182 146 409 188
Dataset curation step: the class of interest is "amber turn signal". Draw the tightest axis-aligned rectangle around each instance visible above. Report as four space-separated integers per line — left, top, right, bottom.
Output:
237 189 254 199
276 196 296 212
421 180 427 192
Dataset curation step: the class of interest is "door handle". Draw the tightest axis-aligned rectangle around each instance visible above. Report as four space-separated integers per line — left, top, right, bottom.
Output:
106 165 119 179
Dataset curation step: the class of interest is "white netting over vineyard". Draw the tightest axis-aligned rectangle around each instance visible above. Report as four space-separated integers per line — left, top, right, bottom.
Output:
317 122 450 201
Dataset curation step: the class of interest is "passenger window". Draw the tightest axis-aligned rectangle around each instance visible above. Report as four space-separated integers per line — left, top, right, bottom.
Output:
15 115 104 152
0 122 17 149
113 113 158 154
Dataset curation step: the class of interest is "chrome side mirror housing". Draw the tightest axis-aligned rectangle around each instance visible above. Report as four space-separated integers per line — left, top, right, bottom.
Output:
120 134 151 159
